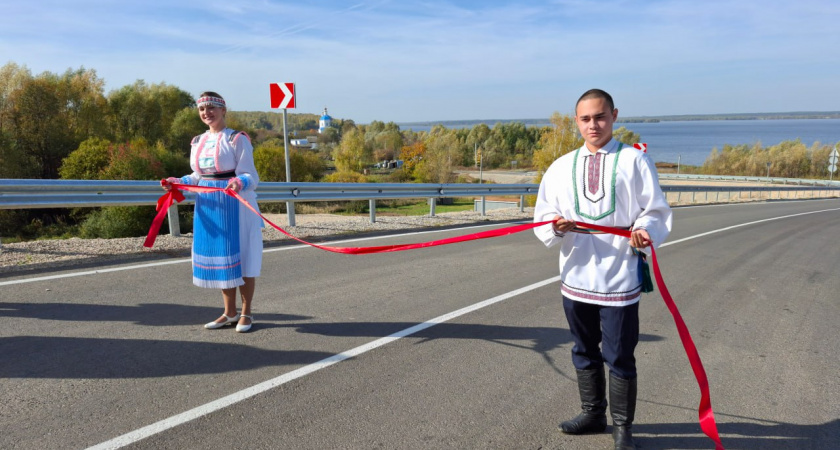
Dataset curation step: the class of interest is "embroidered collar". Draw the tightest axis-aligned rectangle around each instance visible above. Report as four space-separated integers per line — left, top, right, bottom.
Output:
575 139 620 159
572 140 624 221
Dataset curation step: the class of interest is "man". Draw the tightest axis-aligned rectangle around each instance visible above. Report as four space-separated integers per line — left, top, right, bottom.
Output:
533 89 672 450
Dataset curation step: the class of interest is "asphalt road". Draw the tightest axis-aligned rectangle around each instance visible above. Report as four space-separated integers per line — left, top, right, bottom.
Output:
2 199 839 450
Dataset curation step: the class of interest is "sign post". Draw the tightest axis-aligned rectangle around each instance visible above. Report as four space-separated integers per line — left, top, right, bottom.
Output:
269 82 297 226
829 145 839 182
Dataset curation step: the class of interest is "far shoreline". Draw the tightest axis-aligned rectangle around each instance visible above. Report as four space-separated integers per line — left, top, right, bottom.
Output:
396 112 840 128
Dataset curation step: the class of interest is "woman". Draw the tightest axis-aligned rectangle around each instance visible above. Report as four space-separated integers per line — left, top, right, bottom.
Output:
162 91 263 332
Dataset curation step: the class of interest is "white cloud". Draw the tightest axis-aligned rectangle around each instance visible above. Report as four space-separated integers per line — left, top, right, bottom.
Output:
2 0 839 122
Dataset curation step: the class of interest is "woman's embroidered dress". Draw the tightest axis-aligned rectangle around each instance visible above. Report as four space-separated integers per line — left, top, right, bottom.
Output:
179 129 263 289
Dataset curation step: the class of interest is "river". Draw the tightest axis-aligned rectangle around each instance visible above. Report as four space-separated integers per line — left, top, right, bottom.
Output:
399 118 840 166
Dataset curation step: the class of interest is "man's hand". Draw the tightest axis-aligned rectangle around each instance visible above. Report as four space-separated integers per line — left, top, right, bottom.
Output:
630 228 652 249
552 215 576 234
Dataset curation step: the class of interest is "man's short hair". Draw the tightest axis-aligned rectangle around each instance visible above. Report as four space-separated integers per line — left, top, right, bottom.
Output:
576 89 614 113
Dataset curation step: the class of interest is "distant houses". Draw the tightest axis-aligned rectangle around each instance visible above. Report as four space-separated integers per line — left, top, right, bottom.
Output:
290 136 319 150
291 107 333 150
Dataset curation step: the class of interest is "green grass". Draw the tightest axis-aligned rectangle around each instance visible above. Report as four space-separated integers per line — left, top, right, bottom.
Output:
373 198 475 216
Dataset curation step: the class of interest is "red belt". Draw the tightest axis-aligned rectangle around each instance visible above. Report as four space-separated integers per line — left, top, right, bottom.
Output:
146 183 724 449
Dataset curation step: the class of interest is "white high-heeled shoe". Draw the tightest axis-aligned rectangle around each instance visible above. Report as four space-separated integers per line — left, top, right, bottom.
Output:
236 315 253 333
204 313 240 329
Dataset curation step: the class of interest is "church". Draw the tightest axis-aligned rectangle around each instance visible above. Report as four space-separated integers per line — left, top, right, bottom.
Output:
319 107 332 133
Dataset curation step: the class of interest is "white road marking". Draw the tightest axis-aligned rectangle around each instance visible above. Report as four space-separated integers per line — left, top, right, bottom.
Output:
85 276 562 450
18 205 840 449
0 222 511 287
660 207 840 248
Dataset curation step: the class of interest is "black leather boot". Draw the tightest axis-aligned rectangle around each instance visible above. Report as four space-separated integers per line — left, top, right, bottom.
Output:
609 373 638 450
559 367 607 434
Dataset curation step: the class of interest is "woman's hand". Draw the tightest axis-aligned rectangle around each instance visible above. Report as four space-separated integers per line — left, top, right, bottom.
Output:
226 178 243 193
160 177 179 191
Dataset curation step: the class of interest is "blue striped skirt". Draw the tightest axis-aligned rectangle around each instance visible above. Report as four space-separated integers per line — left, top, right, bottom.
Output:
191 178 243 288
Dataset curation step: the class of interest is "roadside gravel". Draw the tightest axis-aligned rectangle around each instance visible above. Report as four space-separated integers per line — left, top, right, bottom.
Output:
0 208 534 275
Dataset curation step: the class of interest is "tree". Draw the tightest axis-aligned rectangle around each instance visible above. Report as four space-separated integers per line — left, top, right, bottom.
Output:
168 107 207 156
400 141 426 179
107 80 193 145
0 65 109 179
253 140 325 182
533 112 583 182
613 126 641 145
0 62 32 131
61 137 189 239
372 129 404 162
415 131 458 183
340 119 357 136
0 128 37 178
58 137 112 180
319 127 340 146
465 123 492 167
8 76 75 179
62 67 110 141
333 128 372 173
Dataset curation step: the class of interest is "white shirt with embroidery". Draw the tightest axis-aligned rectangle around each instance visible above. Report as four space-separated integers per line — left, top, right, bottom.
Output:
182 128 260 205
534 138 672 306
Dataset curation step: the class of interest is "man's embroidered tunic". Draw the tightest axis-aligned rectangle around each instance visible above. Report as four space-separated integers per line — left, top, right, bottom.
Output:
534 139 672 306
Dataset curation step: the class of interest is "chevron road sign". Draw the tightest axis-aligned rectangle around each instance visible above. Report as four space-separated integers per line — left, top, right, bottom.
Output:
270 83 296 109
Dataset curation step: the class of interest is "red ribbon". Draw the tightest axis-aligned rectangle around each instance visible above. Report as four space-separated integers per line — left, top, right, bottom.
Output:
146 183 724 449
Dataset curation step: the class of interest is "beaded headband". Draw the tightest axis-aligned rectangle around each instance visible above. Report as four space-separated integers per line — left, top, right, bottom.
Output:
196 96 226 108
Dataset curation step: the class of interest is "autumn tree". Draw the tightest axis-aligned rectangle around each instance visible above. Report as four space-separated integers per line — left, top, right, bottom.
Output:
167 107 207 156
107 80 194 146
333 127 372 173
253 140 325 182
10 77 72 178
613 126 641 145
399 141 426 180
58 137 113 180
533 113 583 182
415 130 459 183
464 123 492 167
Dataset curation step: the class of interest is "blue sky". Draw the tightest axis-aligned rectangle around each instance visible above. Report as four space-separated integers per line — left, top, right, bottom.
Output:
2 0 838 123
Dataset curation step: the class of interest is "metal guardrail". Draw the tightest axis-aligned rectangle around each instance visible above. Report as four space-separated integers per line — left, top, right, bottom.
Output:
0 179 538 208
0 179 540 238
2 178 839 240
660 173 840 187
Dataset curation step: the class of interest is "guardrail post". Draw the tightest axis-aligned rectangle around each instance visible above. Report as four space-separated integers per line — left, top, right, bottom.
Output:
287 201 296 227
520 195 525 212
480 196 486 216
429 198 436 217
369 199 376 223
167 203 180 237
